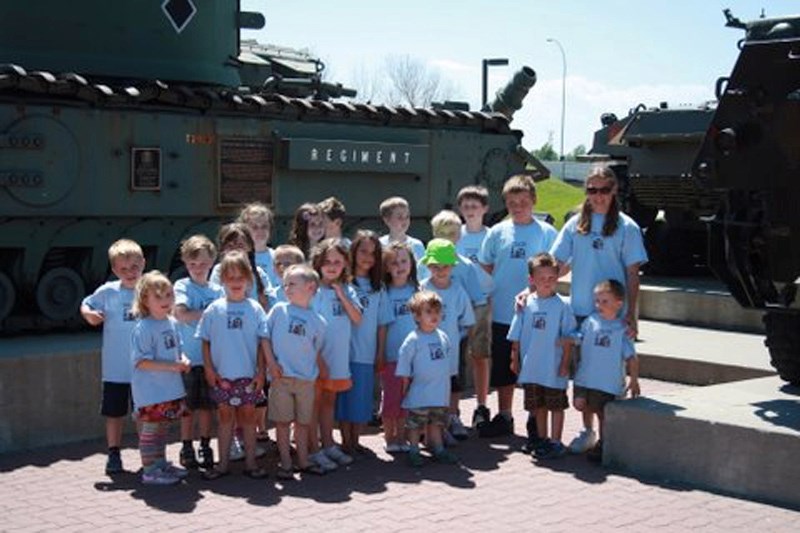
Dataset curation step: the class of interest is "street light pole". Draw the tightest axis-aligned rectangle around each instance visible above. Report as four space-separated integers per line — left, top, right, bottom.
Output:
481 58 509 109
547 38 566 180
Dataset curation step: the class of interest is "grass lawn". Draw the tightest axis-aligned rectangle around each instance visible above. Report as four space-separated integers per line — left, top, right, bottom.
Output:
536 178 585 229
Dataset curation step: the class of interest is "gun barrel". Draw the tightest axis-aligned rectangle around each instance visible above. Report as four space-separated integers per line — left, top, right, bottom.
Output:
485 66 536 120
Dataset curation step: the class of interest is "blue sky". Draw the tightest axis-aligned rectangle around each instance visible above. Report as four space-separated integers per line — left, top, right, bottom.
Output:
241 1 798 154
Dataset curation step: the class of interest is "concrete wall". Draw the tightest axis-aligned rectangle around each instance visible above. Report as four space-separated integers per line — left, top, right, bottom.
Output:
0 334 134 453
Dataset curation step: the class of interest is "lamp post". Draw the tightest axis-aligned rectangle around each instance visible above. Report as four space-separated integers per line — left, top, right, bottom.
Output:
546 38 566 180
481 58 509 109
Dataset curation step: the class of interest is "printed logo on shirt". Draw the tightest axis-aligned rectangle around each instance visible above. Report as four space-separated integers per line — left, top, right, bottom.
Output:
288 317 307 337
227 312 244 329
358 293 370 309
393 300 409 316
464 247 479 263
332 301 343 317
532 312 547 330
594 329 612 348
509 241 527 259
122 305 135 322
592 236 604 250
428 342 446 360
162 331 177 350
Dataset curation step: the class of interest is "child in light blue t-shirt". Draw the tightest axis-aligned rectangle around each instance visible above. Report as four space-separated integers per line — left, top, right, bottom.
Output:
129 271 191 485
80 238 145 475
173 234 223 471
508 253 577 459
262 264 328 479
571 279 641 462
396 291 458 467
379 196 426 262
265 245 305 308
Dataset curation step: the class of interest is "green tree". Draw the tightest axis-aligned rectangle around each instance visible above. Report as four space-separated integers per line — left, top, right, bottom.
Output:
567 144 587 161
533 141 558 161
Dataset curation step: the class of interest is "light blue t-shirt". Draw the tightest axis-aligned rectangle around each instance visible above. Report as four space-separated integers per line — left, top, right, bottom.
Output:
479 218 558 324
507 294 577 389
379 234 426 262
451 253 488 306
420 279 476 376
130 317 186 409
350 277 392 365
174 278 224 366
255 248 282 289
457 225 488 264
384 284 418 363
196 297 268 380
395 329 452 409
209 262 272 303
311 283 362 379
551 212 648 317
81 281 136 383
574 314 636 396
265 302 326 381
266 285 287 308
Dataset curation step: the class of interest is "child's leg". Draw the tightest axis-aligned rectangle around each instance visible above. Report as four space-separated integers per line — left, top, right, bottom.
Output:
340 421 353 450
156 421 169 466
551 409 565 442
237 404 258 471
180 411 194 442
426 423 444 450
255 405 267 436
582 411 595 432
535 407 548 441
449 391 460 416
319 390 336 449
351 423 364 449
216 405 234 472
276 422 292 470
597 410 605 441
407 427 421 448
383 417 396 445
295 423 311 467
198 409 213 440
138 421 160 471
106 416 124 449
473 358 490 406
309 392 321 454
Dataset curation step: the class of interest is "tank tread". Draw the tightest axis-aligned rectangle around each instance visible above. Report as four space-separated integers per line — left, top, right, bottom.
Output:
763 312 800 385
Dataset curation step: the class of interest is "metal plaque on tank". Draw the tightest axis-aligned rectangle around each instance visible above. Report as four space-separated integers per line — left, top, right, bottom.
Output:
218 137 273 206
131 148 162 191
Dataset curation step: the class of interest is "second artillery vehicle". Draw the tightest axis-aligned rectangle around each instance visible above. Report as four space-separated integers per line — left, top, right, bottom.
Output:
0 1 542 332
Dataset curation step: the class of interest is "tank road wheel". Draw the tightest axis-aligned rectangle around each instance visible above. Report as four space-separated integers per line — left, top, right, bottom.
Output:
0 271 15 322
764 312 800 386
36 267 86 321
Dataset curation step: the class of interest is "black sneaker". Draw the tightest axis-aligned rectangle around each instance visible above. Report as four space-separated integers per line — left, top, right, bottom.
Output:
471 405 491 429
477 414 514 438
199 446 215 470
105 450 123 474
522 436 546 454
180 446 200 469
587 440 604 463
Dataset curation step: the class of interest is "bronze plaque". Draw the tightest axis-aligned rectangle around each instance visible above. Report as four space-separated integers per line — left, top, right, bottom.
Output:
218 137 273 206
130 147 161 191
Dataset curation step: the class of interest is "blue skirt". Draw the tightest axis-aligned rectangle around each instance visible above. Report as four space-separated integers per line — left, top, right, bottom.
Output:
335 362 375 423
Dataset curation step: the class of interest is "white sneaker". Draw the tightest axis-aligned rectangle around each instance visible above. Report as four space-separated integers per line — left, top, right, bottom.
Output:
568 428 597 454
324 445 354 466
142 467 180 485
449 415 469 441
229 437 245 461
443 429 458 447
310 451 338 472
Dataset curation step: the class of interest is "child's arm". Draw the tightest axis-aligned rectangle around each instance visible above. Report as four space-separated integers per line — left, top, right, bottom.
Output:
202 340 221 387
317 351 329 380
136 358 190 373
557 339 572 377
332 283 362 325
80 304 104 326
509 341 520 375
173 304 202 324
260 338 282 381
400 377 411 398
376 325 387 371
626 356 641 398
625 262 642 338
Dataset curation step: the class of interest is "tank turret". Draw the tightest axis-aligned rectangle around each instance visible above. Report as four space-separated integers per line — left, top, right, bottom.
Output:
483 66 536 120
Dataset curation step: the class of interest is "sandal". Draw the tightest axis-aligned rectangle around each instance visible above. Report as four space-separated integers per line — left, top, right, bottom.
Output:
243 467 269 479
201 468 230 481
295 463 325 476
276 466 296 480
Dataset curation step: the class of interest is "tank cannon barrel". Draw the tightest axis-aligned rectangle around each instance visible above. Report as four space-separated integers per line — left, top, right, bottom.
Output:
484 66 536 120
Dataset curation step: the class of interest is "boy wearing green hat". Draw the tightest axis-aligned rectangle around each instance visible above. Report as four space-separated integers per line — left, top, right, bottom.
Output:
419 238 476 444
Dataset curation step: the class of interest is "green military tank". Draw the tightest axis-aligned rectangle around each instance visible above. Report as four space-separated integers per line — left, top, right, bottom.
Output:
0 1 542 332
693 10 800 384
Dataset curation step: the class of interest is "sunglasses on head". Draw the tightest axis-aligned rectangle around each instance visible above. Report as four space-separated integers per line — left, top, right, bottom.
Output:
586 186 613 195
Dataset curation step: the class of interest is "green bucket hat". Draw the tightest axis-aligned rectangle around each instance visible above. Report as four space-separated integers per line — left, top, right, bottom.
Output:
421 238 458 266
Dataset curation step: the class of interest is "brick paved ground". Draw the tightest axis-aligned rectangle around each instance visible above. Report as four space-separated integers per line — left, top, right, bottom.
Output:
2 379 798 532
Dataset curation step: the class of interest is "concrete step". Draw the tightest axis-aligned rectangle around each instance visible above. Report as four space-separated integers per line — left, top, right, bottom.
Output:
558 275 766 333
604 376 800 510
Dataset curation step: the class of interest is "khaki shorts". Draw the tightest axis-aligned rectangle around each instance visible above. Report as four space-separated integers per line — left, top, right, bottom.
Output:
467 303 491 359
523 383 568 411
573 385 616 413
405 407 450 430
269 377 315 425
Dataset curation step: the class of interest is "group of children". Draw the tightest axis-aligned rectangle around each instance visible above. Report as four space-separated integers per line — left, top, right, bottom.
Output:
81 173 641 486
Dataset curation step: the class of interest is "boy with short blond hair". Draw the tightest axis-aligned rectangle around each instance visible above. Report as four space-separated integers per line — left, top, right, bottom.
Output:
266 245 306 307
173 234 223 470
263 263 329 478
80 238 146 474
378 196 426 262
508 252 577 458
